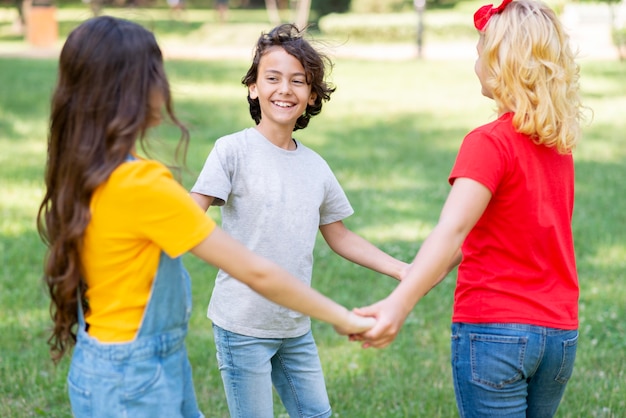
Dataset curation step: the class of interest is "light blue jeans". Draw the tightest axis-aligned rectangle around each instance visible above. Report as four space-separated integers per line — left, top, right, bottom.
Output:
212 324 331 418
451 323 578 418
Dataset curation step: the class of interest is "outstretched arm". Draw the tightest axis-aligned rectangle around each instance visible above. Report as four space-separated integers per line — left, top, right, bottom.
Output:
190 227 375 335
190 192 215 211
319 220 409 281
354 178 491 348
424 246 463 294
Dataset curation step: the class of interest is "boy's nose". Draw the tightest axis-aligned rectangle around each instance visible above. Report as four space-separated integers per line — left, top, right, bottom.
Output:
278 81 291 94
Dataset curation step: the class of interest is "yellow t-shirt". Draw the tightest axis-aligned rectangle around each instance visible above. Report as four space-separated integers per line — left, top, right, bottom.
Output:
81 158 215 342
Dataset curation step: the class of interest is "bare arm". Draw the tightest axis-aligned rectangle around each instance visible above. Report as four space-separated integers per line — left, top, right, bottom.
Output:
190 227 375 334
429 247 462 291
189 192 214 211
319 220 409 281
354 178 491 348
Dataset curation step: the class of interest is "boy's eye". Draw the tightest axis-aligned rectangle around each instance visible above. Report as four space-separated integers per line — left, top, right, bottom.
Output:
292 79 305 85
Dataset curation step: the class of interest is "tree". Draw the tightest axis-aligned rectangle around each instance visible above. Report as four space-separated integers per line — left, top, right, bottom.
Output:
264 0 281 25
264 0 311 29
294 0 311 29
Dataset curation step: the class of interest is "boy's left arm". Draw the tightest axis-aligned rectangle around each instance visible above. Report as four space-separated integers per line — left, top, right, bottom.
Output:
319 220 409 281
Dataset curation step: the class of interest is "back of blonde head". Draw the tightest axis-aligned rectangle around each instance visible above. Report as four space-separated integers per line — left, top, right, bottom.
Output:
479 0 582 153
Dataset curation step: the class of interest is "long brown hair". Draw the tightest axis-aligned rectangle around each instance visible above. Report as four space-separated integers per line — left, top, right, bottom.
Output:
37 16 188 363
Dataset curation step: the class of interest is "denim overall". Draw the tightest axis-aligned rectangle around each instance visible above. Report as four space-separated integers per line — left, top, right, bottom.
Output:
67 253 204 418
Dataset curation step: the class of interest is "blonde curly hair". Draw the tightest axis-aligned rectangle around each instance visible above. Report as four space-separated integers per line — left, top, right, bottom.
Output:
478 0 583 154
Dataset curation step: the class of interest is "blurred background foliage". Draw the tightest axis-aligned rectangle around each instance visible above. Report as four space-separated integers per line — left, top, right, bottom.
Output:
3 0 625 51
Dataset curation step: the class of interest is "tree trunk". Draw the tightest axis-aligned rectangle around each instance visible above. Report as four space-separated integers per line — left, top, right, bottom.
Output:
294 0 310 30
265 0 281 26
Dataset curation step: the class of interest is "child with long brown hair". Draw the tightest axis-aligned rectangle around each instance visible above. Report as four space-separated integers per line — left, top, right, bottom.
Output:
37 16 374 418
354 1 586 416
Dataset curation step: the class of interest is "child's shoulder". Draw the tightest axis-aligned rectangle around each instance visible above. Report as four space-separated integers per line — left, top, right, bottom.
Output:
216 127 274 148
466 113 515 141
112 158 173 187
215 128 251 143
294 141 335 171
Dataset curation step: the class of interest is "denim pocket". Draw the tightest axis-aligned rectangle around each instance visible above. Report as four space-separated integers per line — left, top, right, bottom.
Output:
555 332 578 384
470 333 527 389
123 357 163 400
68 373 93 417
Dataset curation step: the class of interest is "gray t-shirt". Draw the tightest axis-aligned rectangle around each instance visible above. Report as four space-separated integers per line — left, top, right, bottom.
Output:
191 128 354 338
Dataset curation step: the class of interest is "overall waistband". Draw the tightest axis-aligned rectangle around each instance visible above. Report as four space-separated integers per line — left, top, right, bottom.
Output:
76 326 187 362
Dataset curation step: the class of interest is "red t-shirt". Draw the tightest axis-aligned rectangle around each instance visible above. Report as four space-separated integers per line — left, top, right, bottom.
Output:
449 113 578 329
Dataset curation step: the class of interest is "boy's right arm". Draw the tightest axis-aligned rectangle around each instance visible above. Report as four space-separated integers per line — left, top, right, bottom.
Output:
190 192 215 212
190 227 376 335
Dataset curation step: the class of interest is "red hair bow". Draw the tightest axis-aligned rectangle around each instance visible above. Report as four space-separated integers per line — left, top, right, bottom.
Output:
474 0 513 31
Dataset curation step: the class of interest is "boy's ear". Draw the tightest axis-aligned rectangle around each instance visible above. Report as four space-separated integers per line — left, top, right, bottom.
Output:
308 92 317 106
249 84 258 100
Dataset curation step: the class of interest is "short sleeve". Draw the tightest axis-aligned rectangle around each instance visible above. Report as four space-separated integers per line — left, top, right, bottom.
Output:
319 162 354 226
120 161 216 258
449 129 507 194
191 138 233 204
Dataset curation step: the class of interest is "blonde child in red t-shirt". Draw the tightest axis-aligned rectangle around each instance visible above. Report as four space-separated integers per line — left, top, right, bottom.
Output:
353 1 586 416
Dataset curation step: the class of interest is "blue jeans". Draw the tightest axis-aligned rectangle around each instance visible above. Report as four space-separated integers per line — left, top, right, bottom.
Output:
451 323 578 418
212 324 331 418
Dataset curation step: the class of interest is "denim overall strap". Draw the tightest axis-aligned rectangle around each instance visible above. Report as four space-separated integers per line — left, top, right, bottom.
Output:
75 252 192 351
136 252 193 339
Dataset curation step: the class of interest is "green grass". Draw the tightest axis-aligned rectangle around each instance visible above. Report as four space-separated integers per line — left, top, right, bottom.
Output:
1 8 626 418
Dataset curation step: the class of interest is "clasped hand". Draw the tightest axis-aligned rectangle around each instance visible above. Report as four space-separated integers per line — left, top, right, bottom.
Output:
335 297 408 349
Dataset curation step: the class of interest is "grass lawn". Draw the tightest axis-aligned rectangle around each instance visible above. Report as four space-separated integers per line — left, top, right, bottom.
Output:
1 6 625 418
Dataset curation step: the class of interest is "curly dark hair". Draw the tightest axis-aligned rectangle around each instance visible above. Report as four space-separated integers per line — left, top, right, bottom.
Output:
37 16 188 363
241 23 336 131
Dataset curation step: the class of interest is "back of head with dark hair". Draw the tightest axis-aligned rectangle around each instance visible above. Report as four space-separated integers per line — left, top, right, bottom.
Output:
37 16 187 362
242 23 335 131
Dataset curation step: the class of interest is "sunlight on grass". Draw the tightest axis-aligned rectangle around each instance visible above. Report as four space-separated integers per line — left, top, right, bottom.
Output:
339 172 432 191
358 220 432 243
576 136 626 162
2 308 48 328
580 72 626 98
0 183 42 206
0 217 34 237
172 81 240 99
189 22 272 44
583 97 626 126
587 243 626 267
0 187 42 235
3 118 48 139
55 8 213 23
319 342 376 377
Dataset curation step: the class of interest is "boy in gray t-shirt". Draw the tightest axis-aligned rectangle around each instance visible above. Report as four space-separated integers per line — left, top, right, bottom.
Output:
191 24 408 418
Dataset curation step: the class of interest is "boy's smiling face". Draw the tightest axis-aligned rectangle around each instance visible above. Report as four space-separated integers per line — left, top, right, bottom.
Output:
249 47 317 132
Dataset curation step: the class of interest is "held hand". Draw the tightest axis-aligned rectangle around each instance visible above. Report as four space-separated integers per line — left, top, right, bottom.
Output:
350 297 408 349
333 311 376 336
